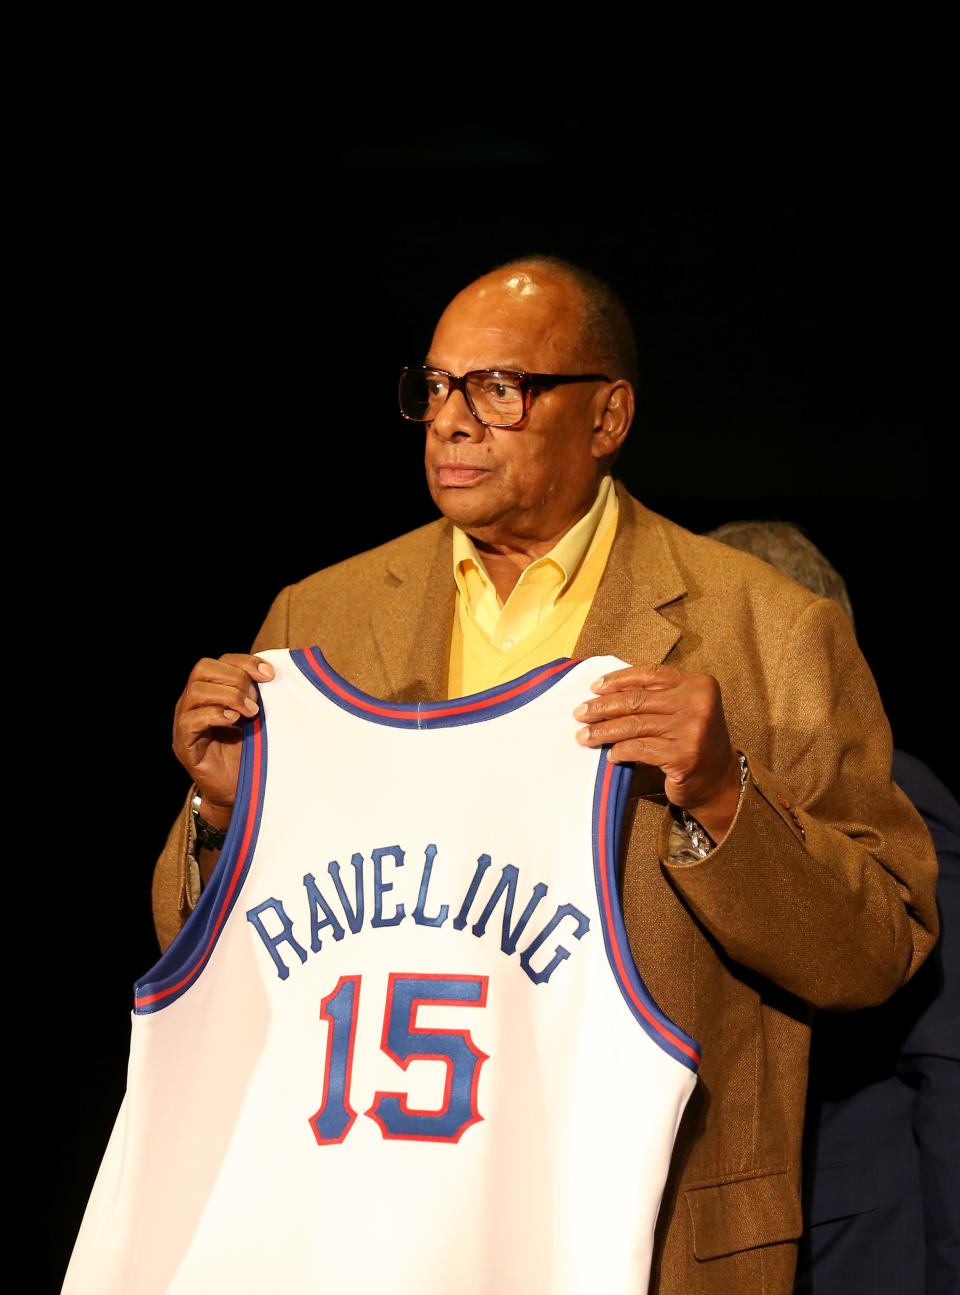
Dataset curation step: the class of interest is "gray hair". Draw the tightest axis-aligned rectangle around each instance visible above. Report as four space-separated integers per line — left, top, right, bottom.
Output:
704 519 855 630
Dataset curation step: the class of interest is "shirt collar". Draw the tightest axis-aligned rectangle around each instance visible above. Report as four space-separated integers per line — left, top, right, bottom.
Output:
452 474 615 613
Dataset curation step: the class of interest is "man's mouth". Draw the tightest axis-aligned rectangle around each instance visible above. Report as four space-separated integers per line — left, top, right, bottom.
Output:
434 463 491 486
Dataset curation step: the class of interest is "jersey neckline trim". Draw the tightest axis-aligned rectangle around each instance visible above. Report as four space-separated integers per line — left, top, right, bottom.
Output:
291 646 581 728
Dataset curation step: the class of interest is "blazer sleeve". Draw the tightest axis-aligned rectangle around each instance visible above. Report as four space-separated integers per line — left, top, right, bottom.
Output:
663 596 940 1009
150 586 295 952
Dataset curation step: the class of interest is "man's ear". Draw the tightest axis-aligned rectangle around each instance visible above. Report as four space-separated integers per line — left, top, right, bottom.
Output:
592 381 634 459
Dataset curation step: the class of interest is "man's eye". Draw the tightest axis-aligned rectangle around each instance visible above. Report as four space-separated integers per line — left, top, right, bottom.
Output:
427 380 446 397
484 380 521 401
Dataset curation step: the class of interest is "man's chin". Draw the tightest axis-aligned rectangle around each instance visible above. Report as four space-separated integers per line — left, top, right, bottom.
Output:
428 478 500 525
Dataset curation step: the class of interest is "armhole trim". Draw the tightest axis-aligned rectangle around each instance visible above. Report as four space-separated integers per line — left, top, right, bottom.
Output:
134 706 268 1013
593 757 701 1071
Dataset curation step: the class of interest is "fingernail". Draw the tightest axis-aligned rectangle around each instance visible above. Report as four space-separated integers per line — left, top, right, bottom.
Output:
257 663 274 678
223 708 239 721
591 676 606 691
573 703 588 719
575 726 590 744
244 699 260 715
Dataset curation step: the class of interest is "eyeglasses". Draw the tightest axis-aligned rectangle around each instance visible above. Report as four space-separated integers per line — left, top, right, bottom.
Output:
398 366 612 429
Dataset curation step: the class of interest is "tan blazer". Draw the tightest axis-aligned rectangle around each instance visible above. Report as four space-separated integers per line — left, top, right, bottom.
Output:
152 485 938 1295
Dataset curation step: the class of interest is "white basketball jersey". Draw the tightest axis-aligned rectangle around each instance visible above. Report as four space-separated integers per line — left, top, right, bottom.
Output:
65 649 699 1295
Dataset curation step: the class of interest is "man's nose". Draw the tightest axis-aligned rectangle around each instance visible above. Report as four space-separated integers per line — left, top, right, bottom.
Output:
430 387 485 441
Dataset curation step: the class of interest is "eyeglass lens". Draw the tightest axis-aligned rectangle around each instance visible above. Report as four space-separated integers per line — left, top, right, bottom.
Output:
400 370 525 427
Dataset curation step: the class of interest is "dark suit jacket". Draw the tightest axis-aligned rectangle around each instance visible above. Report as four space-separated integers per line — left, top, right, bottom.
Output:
153 486 939 1295
797 751 959 1295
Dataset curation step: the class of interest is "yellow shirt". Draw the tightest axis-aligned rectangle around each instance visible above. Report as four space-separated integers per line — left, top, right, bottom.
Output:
448 475 618 697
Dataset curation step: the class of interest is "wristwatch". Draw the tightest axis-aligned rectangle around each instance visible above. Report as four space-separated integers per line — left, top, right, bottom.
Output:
191 792 228 856
680 752 749 858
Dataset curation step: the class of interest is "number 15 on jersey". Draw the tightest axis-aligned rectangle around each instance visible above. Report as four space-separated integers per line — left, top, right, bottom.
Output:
311 972 489 1146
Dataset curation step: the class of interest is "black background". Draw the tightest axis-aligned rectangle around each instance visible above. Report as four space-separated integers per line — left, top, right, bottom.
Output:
48 62 949 1292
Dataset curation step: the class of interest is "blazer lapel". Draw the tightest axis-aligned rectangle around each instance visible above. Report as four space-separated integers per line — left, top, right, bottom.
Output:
369 520 456 702
574 483 685 668
574 486 686 803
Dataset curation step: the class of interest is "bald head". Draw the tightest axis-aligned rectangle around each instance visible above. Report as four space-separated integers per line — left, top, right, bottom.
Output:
431 265 589 378
434 258 639 390
490 257 640 390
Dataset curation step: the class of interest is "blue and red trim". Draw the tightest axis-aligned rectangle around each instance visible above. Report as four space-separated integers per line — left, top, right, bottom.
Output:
292 646 580 728
592 759 701 1072
133 706 268 1014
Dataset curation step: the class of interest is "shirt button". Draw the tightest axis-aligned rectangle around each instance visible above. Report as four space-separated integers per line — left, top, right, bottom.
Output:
504 637 517 650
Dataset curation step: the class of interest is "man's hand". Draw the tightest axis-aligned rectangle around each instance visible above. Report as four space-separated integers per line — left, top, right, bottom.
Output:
574 662 742 844
172 654 275 829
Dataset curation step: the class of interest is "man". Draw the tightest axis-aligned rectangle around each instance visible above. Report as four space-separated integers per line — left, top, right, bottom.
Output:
152 259 938 1294
706 520 959 1295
